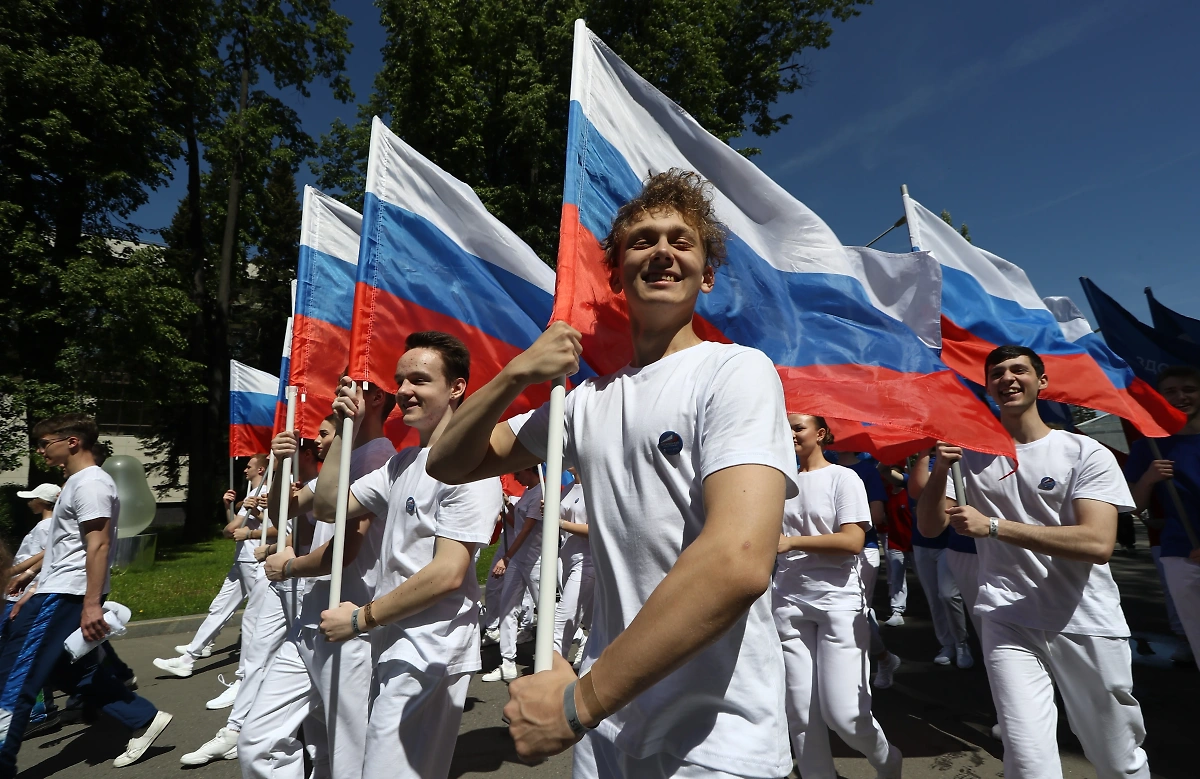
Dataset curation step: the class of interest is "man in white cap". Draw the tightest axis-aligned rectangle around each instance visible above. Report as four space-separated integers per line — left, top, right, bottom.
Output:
5 485 61 610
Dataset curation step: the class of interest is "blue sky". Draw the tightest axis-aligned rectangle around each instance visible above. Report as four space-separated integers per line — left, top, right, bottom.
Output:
130 0 1200 327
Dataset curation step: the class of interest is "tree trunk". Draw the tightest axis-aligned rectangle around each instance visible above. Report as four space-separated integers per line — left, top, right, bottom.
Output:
216 65 249 321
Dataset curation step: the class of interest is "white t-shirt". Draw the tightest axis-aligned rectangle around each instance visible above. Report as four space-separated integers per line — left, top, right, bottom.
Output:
8 518 53 603
509 341 797 777
38 466 119 597
559 482 590 569
351 447 500 674
774 464 871 612
508 483 543 568
948 429 1135 638
234 481 267 562
301 436 397 629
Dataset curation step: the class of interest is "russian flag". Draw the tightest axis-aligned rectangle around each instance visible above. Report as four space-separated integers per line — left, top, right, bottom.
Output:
904 198 1183 437
272 316 294 436
230 359 278 457
290 186 361 439
555 21 1013 457
350 117 596 429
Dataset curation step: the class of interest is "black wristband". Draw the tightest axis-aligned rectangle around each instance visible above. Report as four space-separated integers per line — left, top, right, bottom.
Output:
563 681 588 737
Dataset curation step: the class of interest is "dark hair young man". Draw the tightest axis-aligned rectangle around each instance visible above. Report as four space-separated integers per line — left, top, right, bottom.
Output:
916 345 1149 779
1125 365 1200 663
428 170 797 778
308 331 500 779
0 414 171 773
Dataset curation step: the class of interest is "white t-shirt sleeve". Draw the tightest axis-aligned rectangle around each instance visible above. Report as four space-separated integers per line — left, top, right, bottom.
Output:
698 349 798 497
1073 441 1136 513
349 458 396 518
435 480 501 545
74 475 118 526
508 396 575 467
835 470 872 529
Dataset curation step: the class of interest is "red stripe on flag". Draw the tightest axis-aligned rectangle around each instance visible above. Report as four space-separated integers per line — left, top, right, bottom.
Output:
291 315 352 440
230 424 273 458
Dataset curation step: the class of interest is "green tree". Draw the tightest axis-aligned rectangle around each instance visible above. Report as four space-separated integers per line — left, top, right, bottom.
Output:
939 208 971 243
315 0 870 262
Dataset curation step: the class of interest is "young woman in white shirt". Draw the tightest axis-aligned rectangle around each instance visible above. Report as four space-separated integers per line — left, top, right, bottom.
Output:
773 413 901 779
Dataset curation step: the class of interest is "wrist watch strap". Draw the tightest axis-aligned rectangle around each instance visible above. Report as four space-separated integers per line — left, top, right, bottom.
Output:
563 681 589 736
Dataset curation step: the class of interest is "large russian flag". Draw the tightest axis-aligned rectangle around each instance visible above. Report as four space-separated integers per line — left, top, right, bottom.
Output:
904 197 1183 437
290 186 361 439
350 117 595 427
230 359 278 457
555 21 1013 456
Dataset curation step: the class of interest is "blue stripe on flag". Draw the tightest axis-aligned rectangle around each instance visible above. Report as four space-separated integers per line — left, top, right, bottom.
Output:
296 246 357 331
231 391 276 427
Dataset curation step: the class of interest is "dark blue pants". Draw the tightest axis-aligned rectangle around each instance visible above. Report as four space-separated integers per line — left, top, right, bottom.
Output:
0 594 156 777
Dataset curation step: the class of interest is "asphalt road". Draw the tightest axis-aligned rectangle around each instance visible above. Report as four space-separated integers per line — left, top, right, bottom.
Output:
12 531 1196 778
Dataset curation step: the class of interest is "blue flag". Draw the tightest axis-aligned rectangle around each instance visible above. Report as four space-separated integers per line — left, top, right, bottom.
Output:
1080 277 1200 384
1145 287 1200 345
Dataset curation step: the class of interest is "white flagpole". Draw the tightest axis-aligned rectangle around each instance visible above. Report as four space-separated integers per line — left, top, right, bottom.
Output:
228 457 236 525
534 377 567 672
271 386 298 547
328 383 357 608
902 184 969 505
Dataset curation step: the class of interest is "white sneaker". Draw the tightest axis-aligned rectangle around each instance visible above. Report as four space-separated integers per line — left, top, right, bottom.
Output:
875 745 902 779
114 711 173 767
571 632 589 670
883 613 904 627
175 642 214 658
180 726 239 765
481 628 499 647
206 675 240 710
481 660 518 682
515 627 534 644
152 655 194 678
955 641 974 669
933 645 954 666
872 653 901 689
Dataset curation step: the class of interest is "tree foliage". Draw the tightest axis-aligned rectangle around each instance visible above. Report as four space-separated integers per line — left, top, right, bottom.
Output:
939 208 971 244
315 0 870 262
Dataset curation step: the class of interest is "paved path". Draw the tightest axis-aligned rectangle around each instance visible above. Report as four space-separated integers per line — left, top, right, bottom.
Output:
13 531 1196 778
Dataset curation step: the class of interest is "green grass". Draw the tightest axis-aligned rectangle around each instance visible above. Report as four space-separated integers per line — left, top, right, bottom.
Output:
108 529 235 621
106 531 503 622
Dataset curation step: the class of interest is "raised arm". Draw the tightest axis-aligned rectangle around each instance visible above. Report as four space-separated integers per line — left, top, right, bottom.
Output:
427 323 582 484
312 379 373 524
917 444 955 538
267 431 317 520
504 463 786 759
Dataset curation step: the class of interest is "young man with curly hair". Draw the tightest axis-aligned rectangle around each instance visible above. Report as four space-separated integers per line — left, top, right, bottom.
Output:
429 170 798 778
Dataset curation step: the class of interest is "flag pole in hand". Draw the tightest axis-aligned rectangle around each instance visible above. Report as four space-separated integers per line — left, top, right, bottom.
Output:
329 382 357 608
1148 438 1199 549
271 386 298 546
534 376 567 672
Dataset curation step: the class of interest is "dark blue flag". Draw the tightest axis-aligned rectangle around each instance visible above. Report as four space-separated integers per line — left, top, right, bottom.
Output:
1081 277 1200 384
1145 287 1200 345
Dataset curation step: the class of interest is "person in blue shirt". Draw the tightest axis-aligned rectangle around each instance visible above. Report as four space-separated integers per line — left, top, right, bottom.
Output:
1125 365 1200 663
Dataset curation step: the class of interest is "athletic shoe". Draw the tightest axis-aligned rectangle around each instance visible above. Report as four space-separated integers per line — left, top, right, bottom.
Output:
882 613 905 627
991 723 1003 740
872 653 901 689
481 660 518 683
1171 641 1194 664
24 710 62 738
875 744 902 779
206 675 239 710
180 726 239 766
933 645 954 666
122 675 138 691
113 711 173 767
481 628 499 647
955 642 974 669
515 627 534 644
152 655 194 678
175 643 214 658
571 632 589 670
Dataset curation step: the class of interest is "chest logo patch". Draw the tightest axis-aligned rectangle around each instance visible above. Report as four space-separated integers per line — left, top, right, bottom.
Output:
1038 477 1057 491
406 496 416 515
658 431 683 456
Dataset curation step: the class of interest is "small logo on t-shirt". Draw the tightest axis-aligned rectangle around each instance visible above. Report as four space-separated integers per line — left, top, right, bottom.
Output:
1038 477 1057 491
658 431 683 456
405 496 416 514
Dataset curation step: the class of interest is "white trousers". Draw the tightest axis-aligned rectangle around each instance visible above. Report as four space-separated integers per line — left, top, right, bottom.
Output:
498 560 540 661
884 548 907 615
912 546 967 649
483 566 506 631
573 729 758 779
1152 547 1186 635
861 549 885 658
229 579 294 732
983 618 1149 779
554 560 594 656
362 661 470 779
187 560 263 660
1161 555 1200 660
944 549 982 637
772 595 891 779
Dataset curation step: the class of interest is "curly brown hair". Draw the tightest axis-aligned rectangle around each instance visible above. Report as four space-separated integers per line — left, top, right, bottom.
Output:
601 169 728 272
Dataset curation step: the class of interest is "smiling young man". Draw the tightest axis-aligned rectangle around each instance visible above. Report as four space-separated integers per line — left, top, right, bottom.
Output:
0 415 171 774
1125 366 1200 662
427 170 796 779
916 346 1149 779
311 332 501 779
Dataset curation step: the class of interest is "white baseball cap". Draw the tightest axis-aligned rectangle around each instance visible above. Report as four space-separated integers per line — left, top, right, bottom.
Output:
16 484 61 503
